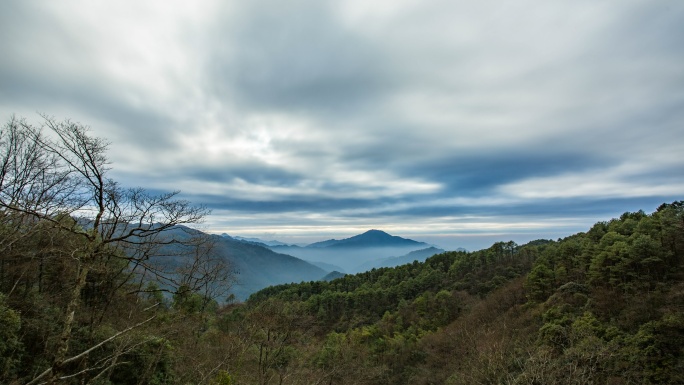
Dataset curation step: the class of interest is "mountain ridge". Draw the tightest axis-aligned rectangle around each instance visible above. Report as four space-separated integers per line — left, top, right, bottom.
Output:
209 235 329 300
150 227 328 301
354 246 446 271
306 229 429 249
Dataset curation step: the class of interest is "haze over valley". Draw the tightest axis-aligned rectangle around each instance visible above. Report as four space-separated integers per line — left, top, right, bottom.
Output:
219 229 447 299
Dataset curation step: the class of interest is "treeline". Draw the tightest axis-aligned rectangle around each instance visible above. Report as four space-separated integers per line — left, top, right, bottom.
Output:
247 239 535 332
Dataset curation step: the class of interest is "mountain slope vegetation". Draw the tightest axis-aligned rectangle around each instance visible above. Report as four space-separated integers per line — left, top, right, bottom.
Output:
230 202 684 384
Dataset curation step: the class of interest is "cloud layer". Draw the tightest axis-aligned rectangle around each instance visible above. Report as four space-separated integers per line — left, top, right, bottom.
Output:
1 0 682 250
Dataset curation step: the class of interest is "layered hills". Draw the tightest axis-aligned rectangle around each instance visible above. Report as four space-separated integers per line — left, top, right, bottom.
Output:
149 228 327 301
155 229 443 300
354 246 446 271
152 229 447 300
269 229 435 273
210 235 326 300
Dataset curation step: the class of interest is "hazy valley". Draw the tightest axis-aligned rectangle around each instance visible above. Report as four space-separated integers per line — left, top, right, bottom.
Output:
220 229 447 299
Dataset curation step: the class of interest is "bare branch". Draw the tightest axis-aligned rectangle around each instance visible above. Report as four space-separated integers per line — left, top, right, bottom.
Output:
26 315 156 385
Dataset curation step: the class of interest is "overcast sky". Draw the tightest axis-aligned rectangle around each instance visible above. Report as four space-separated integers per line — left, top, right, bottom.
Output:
1 0 682 250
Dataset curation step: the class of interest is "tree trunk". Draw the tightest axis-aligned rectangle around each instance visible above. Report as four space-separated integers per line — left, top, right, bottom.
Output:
48 261 90 384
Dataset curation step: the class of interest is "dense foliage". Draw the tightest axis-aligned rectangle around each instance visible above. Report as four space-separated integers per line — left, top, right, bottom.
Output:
227 202 684 384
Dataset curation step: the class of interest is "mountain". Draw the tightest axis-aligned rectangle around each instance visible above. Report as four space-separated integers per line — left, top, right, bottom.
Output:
307 229 429 249
309 260 346 273
152 227 327 301
306 239 344 248
223 234 295 247
354 246 445 271
322 271 346 281
269 230 434 273
213 236 327 300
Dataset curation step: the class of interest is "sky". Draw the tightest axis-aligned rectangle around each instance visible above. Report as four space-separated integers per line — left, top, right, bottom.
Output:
1 0 683 251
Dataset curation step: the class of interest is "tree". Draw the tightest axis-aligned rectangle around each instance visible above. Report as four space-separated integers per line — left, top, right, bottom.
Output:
0 116 228 384
242 299 313 385
0 293 22 381
525 262 555 302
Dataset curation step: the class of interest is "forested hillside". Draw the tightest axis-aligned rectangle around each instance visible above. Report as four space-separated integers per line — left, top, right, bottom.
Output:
235 203 684 384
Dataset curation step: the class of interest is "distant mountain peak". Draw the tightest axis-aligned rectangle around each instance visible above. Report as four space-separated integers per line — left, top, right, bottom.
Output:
358 229 392 238
306 229 428 249
223 234 294 247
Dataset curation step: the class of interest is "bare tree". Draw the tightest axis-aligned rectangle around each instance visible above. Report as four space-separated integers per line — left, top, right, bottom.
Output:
0 115 229 384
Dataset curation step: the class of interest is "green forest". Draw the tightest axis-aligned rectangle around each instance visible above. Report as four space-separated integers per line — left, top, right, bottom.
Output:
1 117 683 384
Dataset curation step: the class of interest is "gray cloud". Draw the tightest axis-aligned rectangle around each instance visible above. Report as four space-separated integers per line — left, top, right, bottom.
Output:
0 16 176 156
208 0 394 115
